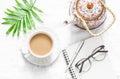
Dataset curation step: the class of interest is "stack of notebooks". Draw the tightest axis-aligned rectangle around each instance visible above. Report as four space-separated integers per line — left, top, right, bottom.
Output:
62 36 116 79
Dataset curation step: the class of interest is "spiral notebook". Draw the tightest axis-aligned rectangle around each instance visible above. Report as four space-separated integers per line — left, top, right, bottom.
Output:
62 36 116 79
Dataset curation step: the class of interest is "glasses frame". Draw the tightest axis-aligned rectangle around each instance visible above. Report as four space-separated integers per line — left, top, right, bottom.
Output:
75 45 108 73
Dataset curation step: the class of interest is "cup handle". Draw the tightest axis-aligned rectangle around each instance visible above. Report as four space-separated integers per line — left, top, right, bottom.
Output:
20 47 31 57
74 0 116 37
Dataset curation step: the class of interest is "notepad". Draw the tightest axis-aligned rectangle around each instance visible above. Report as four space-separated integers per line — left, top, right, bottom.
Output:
62 36 116 79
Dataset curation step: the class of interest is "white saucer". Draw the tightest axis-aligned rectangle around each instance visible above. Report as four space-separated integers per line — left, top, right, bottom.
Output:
21 47 61 66
20 27 61 66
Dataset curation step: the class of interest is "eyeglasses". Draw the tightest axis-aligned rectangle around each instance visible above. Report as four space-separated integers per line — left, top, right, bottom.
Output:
75 45 108 73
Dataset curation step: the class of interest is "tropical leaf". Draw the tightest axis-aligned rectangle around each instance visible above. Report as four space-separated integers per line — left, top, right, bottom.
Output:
3 18 20 21
2 0 43 37
17 21 21 37
31 9 43 23
15 0 26 9
33 6 43 13
30 0 33 4
5 12 21 18
12 23 18 37
28 11 36 29
7 9 25 16
6 24 15 35
13 6 21 11
23 0 30 6
26 14 32 30
7 9 15 13
2 21 17 25
23 17 27 33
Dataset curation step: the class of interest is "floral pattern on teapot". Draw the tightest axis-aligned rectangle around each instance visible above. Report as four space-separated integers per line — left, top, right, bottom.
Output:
70 0 106 30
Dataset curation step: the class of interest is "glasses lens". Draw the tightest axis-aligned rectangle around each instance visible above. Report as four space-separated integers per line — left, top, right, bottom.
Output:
82 59 91 72
75 58 91 73
92 46 108 61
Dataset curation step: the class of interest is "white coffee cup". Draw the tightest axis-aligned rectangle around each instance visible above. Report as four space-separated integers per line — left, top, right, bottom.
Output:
21 27 60 66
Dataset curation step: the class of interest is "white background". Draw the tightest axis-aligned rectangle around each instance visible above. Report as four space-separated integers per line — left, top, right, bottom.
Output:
0 0 120 79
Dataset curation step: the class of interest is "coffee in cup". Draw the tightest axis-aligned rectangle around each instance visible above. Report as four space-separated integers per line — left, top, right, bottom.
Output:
29 33 53 57
30 33 53 56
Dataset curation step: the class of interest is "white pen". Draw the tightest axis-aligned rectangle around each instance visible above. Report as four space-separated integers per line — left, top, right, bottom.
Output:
65 40 85 73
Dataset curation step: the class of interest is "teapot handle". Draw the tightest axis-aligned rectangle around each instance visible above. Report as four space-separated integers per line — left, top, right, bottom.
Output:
74 0 116 37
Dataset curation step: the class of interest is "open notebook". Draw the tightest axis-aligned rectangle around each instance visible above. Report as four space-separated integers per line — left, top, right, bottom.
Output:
62 36 116 79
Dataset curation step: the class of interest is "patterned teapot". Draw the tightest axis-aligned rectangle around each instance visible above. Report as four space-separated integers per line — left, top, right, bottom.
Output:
69 0 115 36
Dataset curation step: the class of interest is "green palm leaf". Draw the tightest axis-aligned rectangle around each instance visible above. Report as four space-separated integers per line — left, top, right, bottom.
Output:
26 14 32 30
15 0 26 9
30 0 33 4
23 17 27 33
23 0 31 8
5 12 22 18
12 23 18 37
17 21 21 37
31 9 43 23
2 21 17 25
6 24 15 35
2 0 43 37
33 6 43 13
7 9 25 16
28 11 36 29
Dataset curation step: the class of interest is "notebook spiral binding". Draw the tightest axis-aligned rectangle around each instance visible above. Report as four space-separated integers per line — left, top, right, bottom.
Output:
62 49 77 79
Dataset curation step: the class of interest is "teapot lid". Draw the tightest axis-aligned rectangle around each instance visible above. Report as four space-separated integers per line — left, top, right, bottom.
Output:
76 0 104 20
